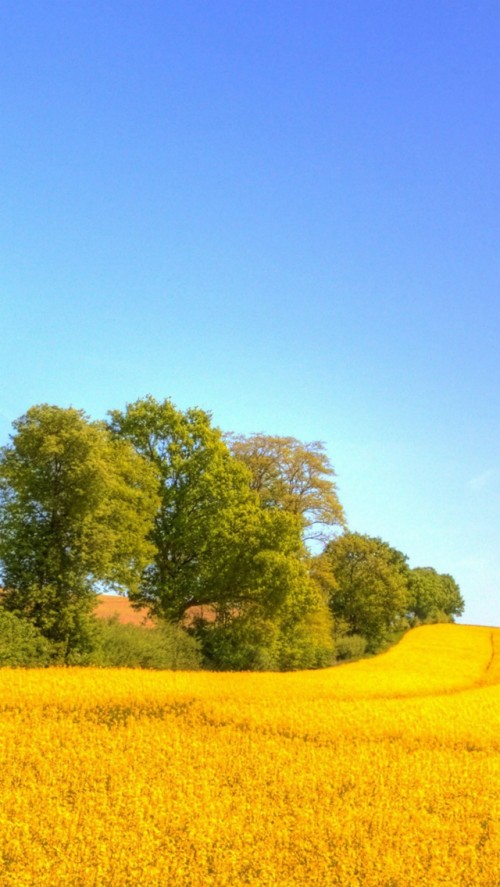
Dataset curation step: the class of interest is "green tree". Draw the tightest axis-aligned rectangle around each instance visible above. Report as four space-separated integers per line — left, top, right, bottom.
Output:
320 532 411 651
0 610 52 667
0 405 159 655
408 567 464 623
228 434 346 543
108 397 306 623
272 579 336 670
194 577 335 671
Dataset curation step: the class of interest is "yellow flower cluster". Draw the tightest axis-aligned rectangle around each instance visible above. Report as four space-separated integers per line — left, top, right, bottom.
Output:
0 624 499 886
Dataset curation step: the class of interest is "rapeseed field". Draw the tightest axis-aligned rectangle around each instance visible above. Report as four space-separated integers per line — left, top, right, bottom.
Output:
0 624 499 886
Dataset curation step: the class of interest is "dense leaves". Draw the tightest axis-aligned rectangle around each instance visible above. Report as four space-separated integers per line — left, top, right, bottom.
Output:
408 567 465 623
319 533 412 651
0 399 464 668
108 397 308 625
0 609 52 667
89 617 202 670
229 433 346 543
0 405 159 655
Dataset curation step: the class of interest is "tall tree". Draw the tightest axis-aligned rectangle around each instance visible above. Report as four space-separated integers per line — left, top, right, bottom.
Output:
0 405 159 654
108 397 306 622
228 434 346 543
319 532 411 650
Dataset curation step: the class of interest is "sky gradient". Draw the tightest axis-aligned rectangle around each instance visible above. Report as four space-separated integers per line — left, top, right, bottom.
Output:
2 2 499 625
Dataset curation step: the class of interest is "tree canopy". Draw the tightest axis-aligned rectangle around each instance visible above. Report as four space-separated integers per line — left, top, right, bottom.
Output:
0 397 464 668
0 405 159 653
108 397 307 623
318 532 412 650
408 567 464 623
228 434 346 543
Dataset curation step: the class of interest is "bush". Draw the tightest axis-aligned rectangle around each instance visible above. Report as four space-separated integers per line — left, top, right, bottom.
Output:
194 600 336 672
421 608 453 626
89 617 202 670
275 607 336 670
0 609 52 667
335 633 367 661
193 615 279 671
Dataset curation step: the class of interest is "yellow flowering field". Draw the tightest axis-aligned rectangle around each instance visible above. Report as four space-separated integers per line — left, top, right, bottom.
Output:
1 624 499 886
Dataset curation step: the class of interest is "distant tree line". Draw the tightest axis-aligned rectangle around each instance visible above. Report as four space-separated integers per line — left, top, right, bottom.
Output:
0 398 464 669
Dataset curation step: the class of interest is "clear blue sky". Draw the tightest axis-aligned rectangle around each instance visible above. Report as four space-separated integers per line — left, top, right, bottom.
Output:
2 2 499 626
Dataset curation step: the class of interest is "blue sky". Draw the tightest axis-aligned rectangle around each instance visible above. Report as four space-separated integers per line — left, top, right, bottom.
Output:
2 2 499 625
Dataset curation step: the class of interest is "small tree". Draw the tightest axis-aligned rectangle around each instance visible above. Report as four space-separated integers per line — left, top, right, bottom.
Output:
0 405 159 656
273 582 336 670
408 567 464 623
320 533 411 651
194 568 336 671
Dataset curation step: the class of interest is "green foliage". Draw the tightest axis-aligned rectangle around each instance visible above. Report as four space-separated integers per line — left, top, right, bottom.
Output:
229 433 346 543
0 405 159 656
108 397 307 623
334 633 367 661
88 617 202 670
0 609 52 667
0 398 464 672
408 567 464 623
274 595 336 669
194 577 335 671
194 611 279 671
321 533 411 652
